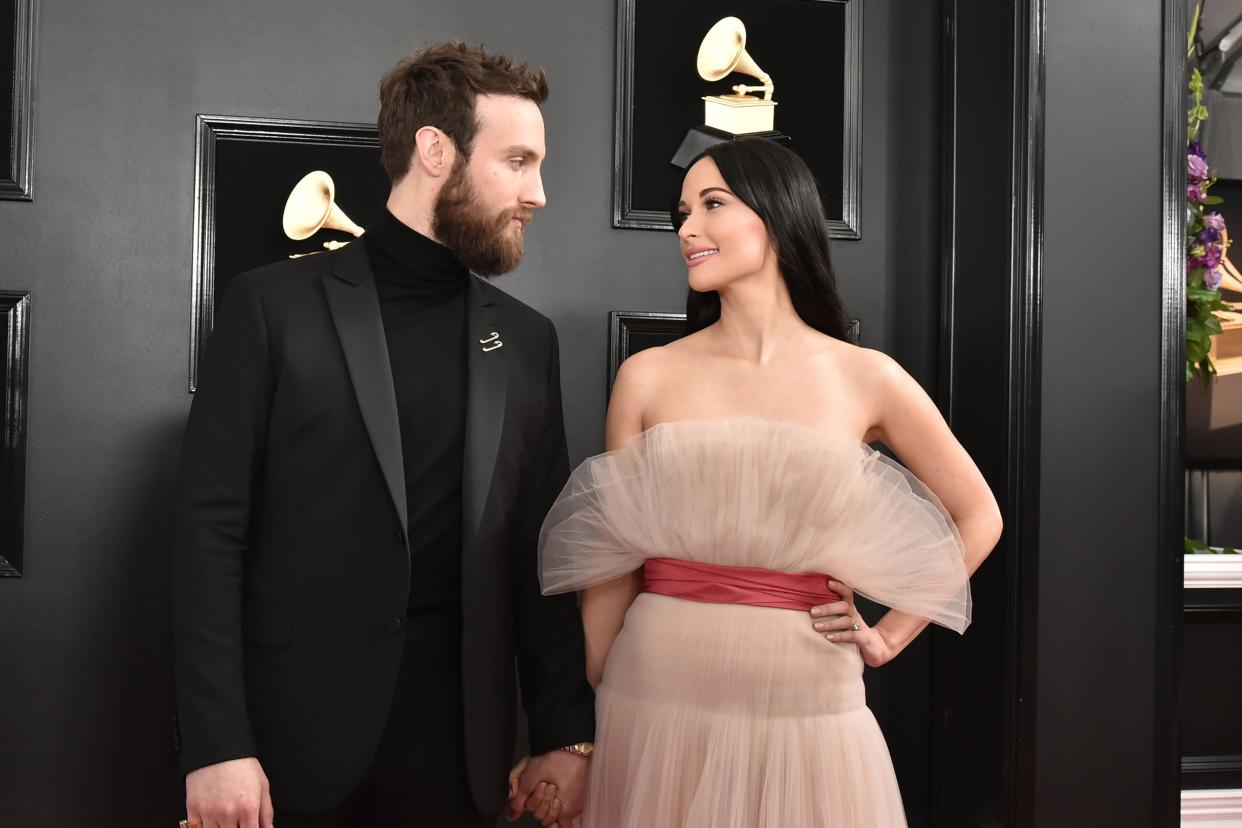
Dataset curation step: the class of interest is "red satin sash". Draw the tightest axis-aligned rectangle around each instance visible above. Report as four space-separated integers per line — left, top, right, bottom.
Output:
642 558 840 612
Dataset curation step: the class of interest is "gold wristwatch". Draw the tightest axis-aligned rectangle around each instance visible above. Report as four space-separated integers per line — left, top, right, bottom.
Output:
558 741 594 758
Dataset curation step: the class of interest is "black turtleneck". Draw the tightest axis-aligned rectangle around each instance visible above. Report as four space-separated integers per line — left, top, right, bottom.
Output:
364 209 468 626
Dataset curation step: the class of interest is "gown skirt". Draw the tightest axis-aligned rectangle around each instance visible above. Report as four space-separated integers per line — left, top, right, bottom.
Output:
539 418 973 827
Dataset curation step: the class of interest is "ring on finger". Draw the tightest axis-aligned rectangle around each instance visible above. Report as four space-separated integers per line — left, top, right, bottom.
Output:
851 619 860 631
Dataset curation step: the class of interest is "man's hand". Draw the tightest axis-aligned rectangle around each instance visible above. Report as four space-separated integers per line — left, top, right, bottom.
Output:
506 750 589 826
185 757 274 828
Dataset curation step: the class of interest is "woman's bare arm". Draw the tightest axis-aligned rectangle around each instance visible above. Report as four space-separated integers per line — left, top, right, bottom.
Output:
579 352 659 687
818 350 1004 664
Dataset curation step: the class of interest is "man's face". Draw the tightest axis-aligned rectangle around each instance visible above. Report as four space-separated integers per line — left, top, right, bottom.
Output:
432 94 547 276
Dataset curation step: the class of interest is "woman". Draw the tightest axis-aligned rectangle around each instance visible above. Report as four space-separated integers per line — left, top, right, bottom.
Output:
537 138 1002 826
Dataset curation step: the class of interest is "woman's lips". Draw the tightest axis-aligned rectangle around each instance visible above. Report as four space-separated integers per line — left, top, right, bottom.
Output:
685 247 718 267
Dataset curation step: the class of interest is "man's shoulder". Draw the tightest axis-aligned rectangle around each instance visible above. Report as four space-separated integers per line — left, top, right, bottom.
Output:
477 278 553 331
232 247 340 296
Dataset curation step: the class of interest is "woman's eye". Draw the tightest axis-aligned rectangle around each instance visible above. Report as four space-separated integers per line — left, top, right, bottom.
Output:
705 198 724 209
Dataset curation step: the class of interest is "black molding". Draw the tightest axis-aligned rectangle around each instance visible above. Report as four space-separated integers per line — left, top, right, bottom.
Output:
1182 754 1242 789
189 115 380 392
1003 1 1045 824
935 0 1043 823
610 0 862 238
0 290 30 577
1183 596 1242 613
937 7 958 412
1180 604 1242 789
1160 0 1189 821
0 0 37 200
1183 754 1242 771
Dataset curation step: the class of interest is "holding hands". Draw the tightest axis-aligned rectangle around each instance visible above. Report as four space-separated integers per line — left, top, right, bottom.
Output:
184 757 274 828
810 579 897 668
507 750 589 827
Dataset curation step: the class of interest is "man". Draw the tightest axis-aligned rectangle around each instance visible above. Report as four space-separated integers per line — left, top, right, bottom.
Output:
172 42 594 828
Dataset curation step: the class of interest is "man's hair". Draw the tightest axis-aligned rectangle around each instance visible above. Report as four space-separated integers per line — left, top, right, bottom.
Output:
378 41 549 183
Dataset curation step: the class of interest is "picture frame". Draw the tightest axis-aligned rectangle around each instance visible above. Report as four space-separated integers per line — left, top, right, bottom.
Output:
1 0 37 200
612 0 861 237
1 290 30 577
190 115 390 391
608 310 859 395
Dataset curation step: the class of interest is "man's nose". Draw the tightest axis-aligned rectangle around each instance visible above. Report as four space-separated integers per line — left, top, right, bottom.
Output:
522 171 546 210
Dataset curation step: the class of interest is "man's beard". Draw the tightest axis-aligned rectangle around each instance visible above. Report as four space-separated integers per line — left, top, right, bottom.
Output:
432 158 531 277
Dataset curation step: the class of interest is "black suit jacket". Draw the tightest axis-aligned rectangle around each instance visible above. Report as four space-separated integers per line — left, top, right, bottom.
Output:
171 241 594 815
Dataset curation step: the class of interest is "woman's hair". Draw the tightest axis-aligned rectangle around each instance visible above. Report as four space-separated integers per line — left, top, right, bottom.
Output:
676 138 850 341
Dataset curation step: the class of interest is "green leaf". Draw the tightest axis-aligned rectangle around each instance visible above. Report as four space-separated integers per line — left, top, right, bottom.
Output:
1203 195 1224 205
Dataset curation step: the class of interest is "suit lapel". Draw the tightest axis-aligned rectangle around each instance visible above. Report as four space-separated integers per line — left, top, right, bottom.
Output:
463 275 508 551
321 242 408 535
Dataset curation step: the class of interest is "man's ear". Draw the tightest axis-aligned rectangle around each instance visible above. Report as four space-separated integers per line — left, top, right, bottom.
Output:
411 126 457 178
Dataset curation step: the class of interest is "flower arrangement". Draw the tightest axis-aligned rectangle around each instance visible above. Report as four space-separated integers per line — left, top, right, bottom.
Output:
1184 5 1239 556
1187 11 1233 383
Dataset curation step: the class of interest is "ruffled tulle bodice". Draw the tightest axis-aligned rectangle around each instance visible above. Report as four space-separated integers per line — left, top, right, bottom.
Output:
539 417 971 632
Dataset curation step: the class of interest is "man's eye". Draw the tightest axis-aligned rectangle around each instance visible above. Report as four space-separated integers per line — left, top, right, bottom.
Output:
510 158 526 168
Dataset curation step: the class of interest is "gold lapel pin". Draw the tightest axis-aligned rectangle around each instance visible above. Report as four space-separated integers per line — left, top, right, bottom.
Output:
480 331 503 352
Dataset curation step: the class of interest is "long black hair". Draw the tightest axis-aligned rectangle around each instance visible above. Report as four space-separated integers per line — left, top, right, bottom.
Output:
675 138 851 341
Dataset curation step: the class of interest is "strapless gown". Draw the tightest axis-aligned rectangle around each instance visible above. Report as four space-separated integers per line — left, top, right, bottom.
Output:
539 418 971 827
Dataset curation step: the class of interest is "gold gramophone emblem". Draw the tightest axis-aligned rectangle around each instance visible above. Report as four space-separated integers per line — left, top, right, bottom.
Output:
282 170 364 257
696 17 777 135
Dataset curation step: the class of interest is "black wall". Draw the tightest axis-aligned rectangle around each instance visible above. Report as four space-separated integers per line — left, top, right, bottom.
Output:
938 0 1183 824
0 1 945 824
1036 0 1166 822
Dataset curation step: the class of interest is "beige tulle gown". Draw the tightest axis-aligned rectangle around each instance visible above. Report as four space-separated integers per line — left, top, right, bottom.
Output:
539 419 972 827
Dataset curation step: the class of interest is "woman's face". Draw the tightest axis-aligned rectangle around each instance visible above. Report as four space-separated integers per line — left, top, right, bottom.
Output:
676 157 774 293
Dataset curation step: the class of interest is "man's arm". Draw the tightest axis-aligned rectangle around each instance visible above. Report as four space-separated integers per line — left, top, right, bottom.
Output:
511 318 595 752
171 271 272 773
508 320 595 825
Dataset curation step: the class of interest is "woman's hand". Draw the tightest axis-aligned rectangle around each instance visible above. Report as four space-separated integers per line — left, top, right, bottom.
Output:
810 580 896 668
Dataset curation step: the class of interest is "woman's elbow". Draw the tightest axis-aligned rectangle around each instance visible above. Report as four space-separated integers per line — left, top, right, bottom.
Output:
973 505 1004 562
986 505 1004 547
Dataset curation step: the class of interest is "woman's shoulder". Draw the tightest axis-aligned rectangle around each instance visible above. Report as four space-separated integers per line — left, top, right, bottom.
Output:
608 333 712 435
812 335 905 384
617 328 712 381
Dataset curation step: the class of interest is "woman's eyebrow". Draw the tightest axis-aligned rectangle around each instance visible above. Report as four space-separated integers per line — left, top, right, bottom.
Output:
678 187 735 208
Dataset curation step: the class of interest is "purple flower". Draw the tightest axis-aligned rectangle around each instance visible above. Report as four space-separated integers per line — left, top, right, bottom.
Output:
1190 184 1205 202
1205 212 1227 231
1191 140 1206 159
1201 226 1222 244
1190 153 1211 181
1207 265 1223 290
